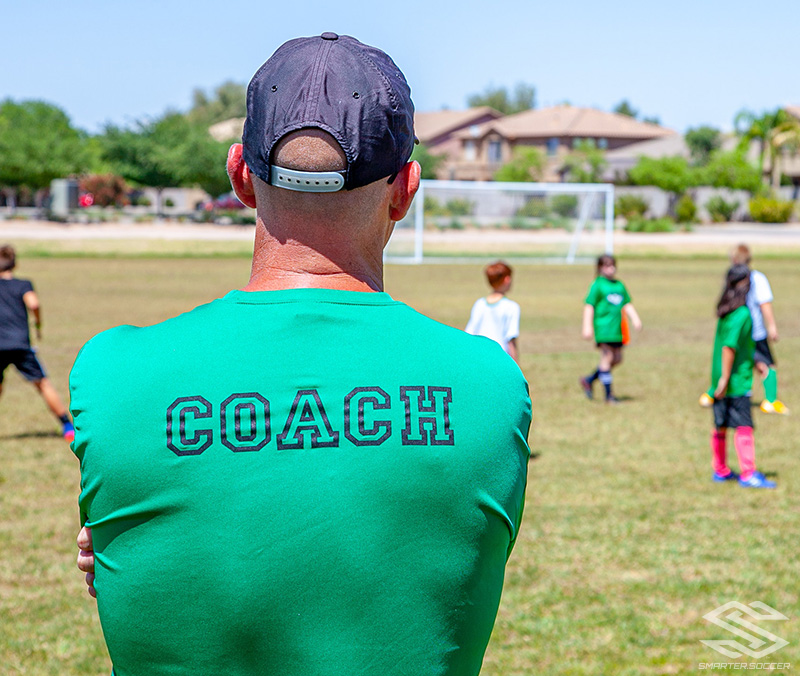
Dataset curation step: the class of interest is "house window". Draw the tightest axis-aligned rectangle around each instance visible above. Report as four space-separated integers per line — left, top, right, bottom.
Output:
572 137 583 149
598 138 608 149
464 140 477 161
488 140 502 164
546 138 559 156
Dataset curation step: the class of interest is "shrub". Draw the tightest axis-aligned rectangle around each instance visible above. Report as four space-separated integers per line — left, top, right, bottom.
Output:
445 198 474 216
675 194 697 223
551 194 578 218
615 194 649 220
625 217 675 233
748 197 795 223
705 196 740 223
516 197 549 218
423 196 444 216
79 174 129 207
164 198 175 208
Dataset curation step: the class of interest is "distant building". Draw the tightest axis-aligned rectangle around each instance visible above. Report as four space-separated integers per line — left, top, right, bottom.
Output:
420 105 674 182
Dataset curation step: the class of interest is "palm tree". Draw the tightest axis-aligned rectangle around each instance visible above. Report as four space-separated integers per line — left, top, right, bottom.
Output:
734 108 787 184
767 117 800 189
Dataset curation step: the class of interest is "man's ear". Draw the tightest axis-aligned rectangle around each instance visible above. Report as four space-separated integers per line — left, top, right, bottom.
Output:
388 160 421 222
226 144 257 209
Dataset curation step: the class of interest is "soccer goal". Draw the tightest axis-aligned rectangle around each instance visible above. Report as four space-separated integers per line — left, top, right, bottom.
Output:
385 179 615 264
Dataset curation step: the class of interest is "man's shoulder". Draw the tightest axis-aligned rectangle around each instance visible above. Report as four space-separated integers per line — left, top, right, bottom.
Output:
74 299 223 361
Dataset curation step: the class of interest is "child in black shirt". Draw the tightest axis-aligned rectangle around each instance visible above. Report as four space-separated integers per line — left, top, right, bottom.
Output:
0 244 74 440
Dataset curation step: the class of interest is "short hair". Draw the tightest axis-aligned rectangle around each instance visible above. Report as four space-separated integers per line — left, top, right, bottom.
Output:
485 261 512 289
596 254 617 274
731 243 751 266
0 244 16 272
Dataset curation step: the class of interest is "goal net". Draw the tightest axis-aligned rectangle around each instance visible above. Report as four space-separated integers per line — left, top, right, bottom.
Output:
385 179 615 264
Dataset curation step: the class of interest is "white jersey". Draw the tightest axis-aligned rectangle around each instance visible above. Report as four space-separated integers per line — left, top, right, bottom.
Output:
747 269 773 341
465 296 520 355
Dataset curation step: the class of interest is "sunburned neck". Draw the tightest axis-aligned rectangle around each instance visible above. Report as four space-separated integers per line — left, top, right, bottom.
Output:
242 225 384 293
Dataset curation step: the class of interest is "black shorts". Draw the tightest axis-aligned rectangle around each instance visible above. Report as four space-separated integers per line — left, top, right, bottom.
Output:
0 349 47 383
713 396 754 430
596 341 624 349
754 338 774 367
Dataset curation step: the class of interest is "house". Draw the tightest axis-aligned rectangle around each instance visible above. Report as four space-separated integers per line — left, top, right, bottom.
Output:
431 105 675 182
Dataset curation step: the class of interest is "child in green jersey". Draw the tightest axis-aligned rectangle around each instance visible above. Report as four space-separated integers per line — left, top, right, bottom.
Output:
580 254 642 403
709 264 775 488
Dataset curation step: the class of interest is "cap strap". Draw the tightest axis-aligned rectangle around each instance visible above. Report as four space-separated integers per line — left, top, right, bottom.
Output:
269 166 346 192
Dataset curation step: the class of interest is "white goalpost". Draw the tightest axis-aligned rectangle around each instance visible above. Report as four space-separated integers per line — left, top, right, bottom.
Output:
385 179 615 264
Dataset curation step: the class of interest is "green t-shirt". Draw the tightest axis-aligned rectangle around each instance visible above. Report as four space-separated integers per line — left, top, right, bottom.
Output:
584 276 631 343
70 288 531 676
711 304 754 397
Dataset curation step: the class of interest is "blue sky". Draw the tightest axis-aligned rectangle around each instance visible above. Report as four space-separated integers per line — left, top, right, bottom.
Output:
2 0 797 135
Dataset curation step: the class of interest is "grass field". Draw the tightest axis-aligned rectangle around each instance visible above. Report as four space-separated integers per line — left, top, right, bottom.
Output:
1 246 799 674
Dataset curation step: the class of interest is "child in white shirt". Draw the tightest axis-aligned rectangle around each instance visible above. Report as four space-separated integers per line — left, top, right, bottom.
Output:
466 261 521 364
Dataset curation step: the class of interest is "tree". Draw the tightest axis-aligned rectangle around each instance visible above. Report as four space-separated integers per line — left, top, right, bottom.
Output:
101 112 230 213
494 146 545 182
613 99 638 118
0 99 88 211
410 143 444 180
560 139 607 183
734 108 787 181
698 149 762 193
467 83 536 115
685 126 721 165
767 116 800 189
628 155 698 213
188 81 247 127
612 100 660 126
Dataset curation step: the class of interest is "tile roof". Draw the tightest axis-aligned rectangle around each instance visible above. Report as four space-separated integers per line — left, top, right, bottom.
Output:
454 105 675 140
413 107 503 144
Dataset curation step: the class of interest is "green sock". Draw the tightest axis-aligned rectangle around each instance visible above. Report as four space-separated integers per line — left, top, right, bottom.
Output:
763 368 778 402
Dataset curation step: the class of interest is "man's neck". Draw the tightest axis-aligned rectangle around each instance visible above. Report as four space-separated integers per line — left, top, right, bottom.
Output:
242 223 384 292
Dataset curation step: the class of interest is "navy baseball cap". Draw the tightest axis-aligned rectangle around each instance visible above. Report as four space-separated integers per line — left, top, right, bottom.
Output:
243 32 417 193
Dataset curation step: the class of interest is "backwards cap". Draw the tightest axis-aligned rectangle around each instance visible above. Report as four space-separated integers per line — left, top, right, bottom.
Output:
243 33 416 193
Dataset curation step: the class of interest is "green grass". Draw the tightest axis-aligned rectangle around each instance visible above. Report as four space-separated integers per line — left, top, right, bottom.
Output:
1 253 799 674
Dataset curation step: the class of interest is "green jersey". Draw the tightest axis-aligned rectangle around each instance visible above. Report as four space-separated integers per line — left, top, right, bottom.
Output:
584 276 631 343
70 288 531 676
711 304 754 397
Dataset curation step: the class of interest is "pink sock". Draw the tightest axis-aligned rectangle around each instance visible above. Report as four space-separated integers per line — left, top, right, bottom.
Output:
710 430 730 476
734 426 756 480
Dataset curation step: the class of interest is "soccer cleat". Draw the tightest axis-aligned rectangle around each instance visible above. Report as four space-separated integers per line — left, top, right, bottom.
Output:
758 399 789 414
63 421 75 442
605 396 620 405
579 377 593 400
738 471 776 489
713 470 739 482
698 392 714 408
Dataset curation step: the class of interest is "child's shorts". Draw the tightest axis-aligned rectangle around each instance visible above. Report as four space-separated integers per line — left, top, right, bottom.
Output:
713 395 753 429
754 339 775 367
0 349 47 383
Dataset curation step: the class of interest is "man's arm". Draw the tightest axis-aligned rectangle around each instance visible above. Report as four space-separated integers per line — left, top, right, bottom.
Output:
23 290 41 340
714 346 735 399
76 526 96 598
760 301 778 342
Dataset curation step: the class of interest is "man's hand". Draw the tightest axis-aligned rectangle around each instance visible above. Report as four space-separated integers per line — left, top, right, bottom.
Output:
76 526 96 598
